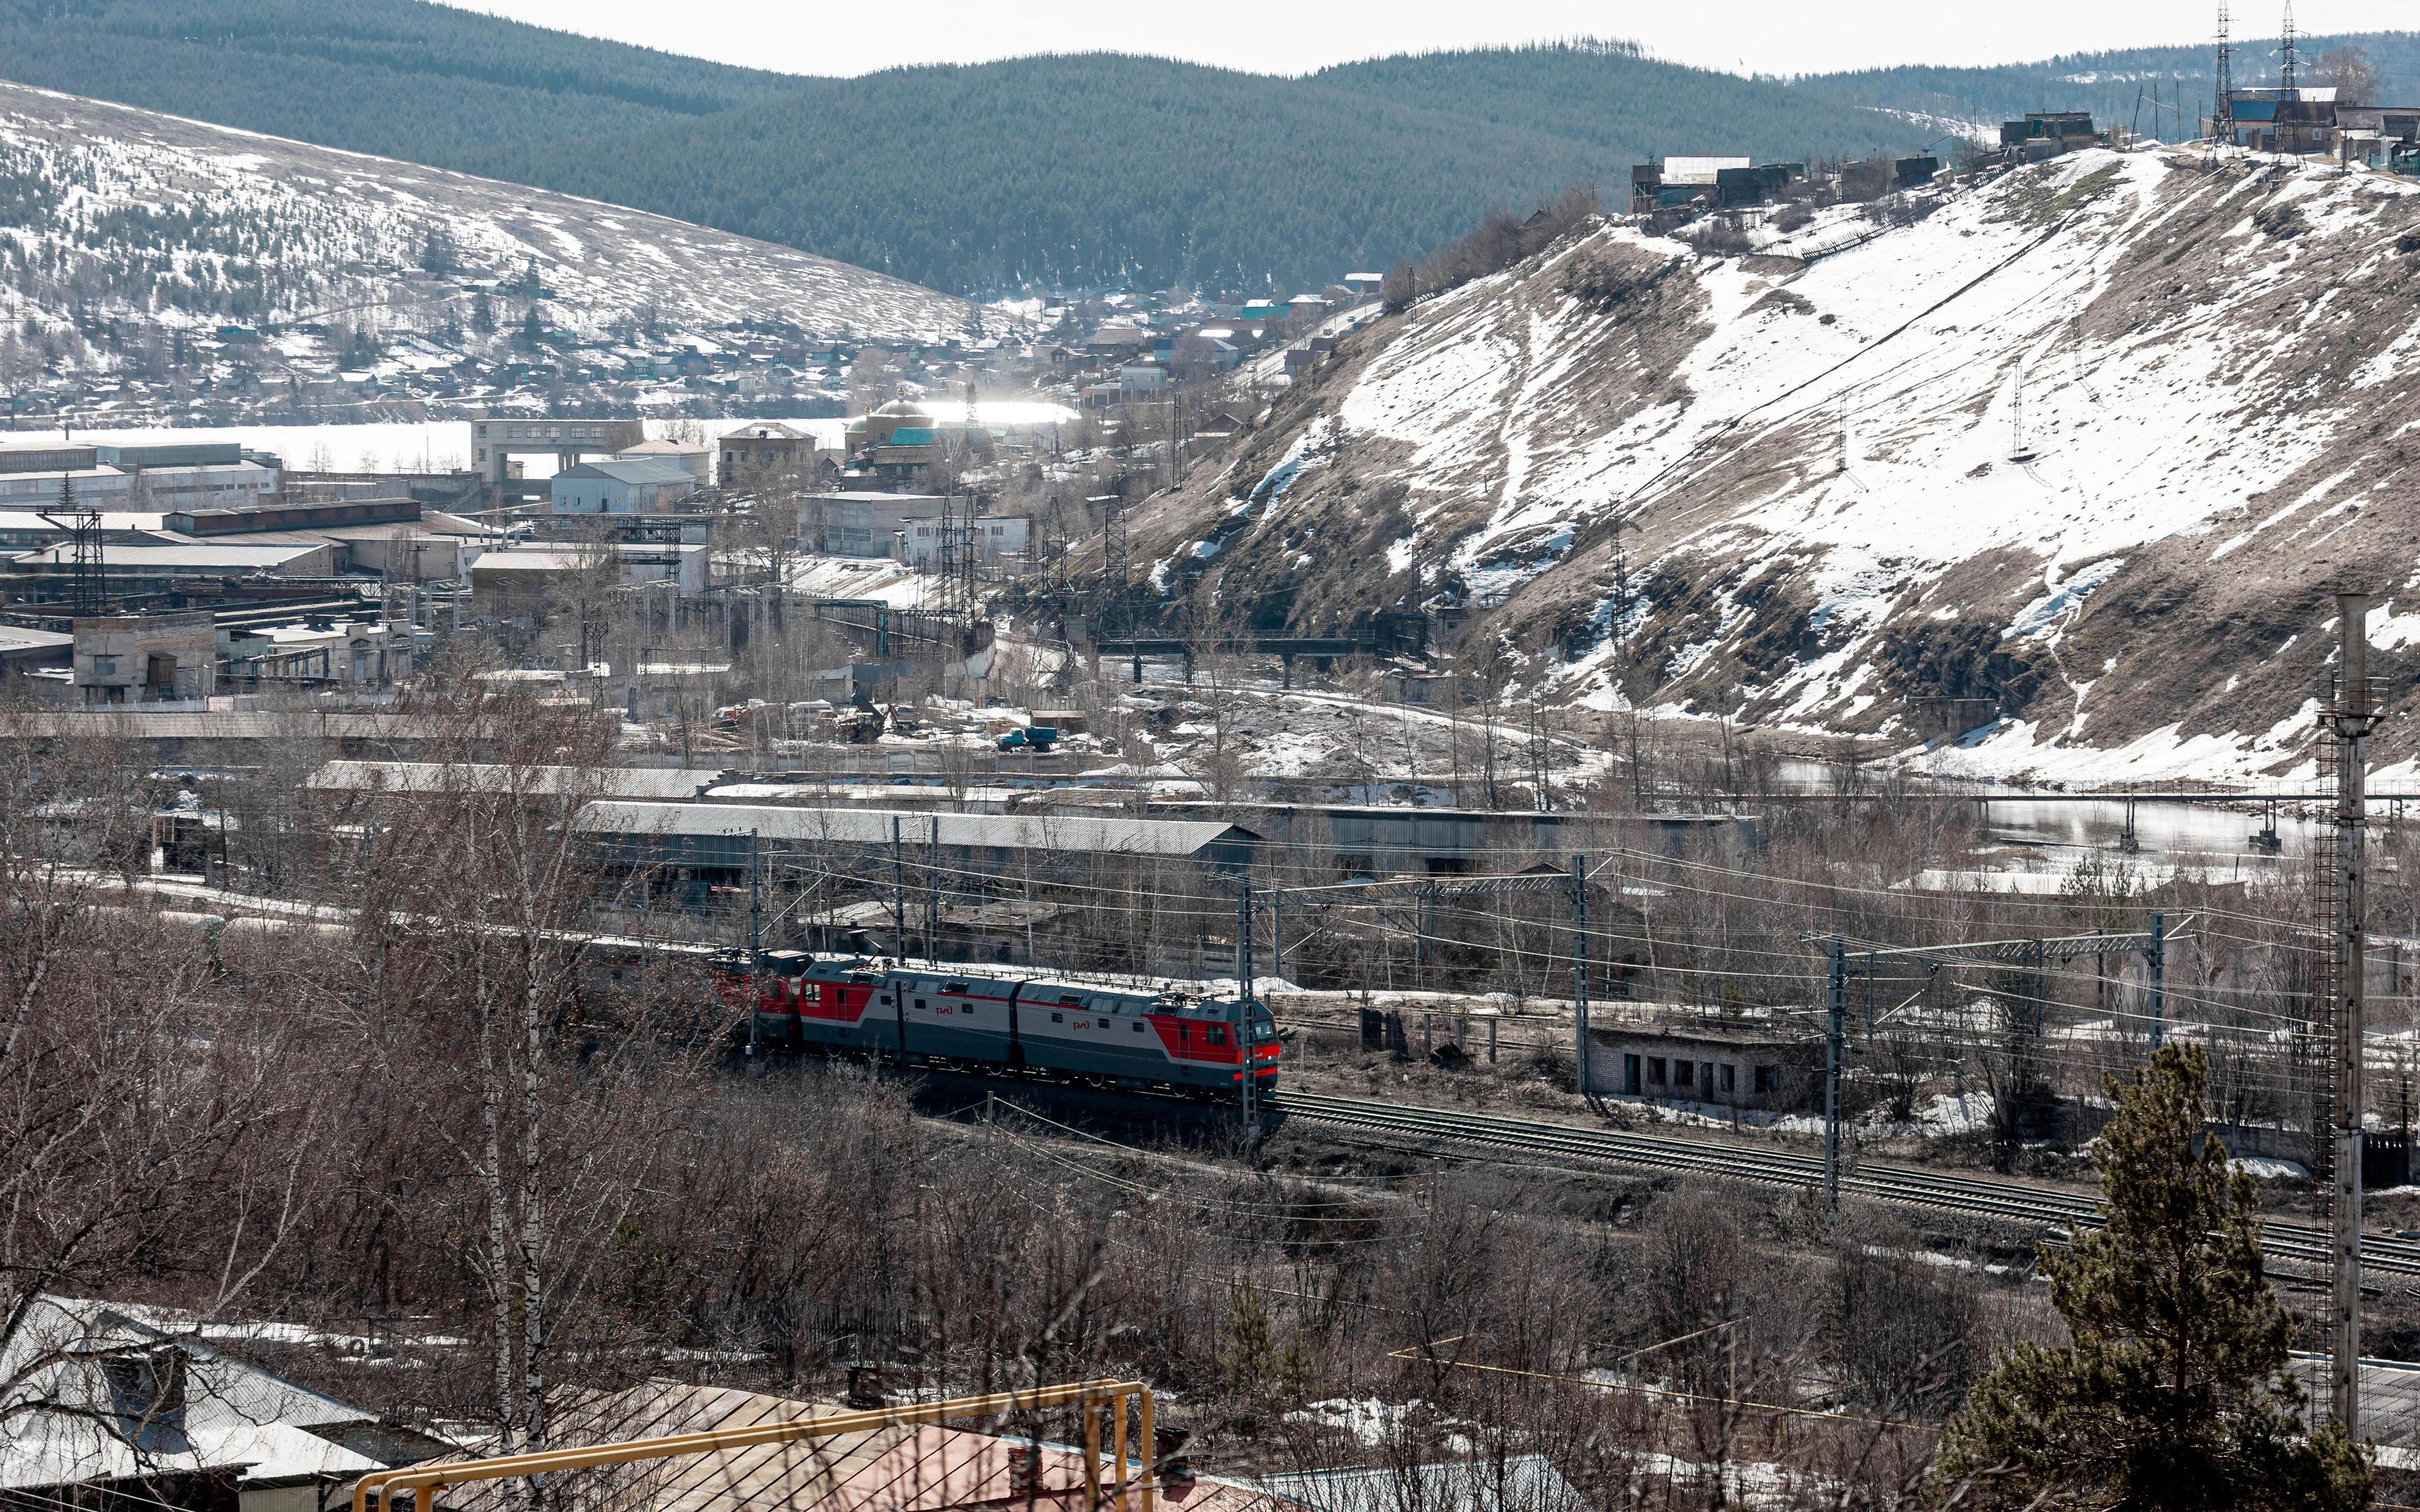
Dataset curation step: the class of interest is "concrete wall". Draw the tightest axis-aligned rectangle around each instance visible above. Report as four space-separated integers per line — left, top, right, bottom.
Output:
1586 1028 1821 1112
73 612 216 704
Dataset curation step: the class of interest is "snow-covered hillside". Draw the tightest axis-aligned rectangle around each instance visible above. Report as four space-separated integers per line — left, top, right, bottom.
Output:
0 80 992 424
1139 148 2420 785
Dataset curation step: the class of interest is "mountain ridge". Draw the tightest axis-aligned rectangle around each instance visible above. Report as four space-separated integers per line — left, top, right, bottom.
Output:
4 2 2418 315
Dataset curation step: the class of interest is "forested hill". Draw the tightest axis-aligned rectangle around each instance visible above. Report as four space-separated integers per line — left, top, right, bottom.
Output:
0 0 798 164
473 48 1926 298
0 0 2414 297
1792 34 2420 132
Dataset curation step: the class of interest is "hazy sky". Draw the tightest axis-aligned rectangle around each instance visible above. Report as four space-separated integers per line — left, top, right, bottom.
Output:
435 1 2414 78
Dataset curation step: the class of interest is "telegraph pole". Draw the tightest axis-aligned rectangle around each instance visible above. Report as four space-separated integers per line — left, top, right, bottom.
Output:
2329 589 2375 1437
1825 933 1847 1212
1570 855 1591 1098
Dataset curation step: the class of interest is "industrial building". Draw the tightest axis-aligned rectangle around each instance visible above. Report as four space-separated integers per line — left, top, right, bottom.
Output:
70 611 216 705
468 541 709 610
574 801 1260 873
469 416 645 499
717 421 823 488
0 440 281 510
548 456 702 516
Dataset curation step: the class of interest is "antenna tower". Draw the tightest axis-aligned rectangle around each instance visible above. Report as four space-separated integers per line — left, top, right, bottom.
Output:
2281 0 2299 96
2216 2 2234 132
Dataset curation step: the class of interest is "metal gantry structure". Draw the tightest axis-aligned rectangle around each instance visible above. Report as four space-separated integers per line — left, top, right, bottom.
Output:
1266 860 1600 1097
39 473 106 615
1818 920 2168 1210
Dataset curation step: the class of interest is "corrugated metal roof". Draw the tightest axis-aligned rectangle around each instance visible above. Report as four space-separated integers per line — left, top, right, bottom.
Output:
433 1380 1300 1512
1662 155 1753 183
578 800 1256 858
0 624 71 652
553 456 699 486
1256 1455 1583 1512
11 542 323 568
0 1296 385 1492
310 760 726 799
0 711 442 739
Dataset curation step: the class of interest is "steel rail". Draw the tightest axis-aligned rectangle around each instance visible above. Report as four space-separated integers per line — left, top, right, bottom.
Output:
1265 1091 2420 1277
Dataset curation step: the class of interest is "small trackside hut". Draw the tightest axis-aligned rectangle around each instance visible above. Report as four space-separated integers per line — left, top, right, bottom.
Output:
1588 1021 1822 1113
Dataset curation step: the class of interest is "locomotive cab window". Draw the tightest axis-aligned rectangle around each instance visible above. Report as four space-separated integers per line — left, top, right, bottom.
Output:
1208 1026 1228 1044
1051 1012 1064 1023
915 999 926 1011
1134 1023 1146 1032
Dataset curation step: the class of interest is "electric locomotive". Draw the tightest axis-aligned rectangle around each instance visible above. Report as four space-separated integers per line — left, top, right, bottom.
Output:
716 953 1281 1100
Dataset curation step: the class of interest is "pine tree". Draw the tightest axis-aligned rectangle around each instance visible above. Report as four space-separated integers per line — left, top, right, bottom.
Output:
1220 1275 1277 1406
1928 1044 2370 1512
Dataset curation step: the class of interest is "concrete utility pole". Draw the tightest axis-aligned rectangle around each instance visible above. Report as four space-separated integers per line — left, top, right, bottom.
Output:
1271 887 1284 983
2330 589 2376 1437
926 817 941 965
1570 855 1591 1098
746 829 763 1064
1824 933 1847 1212
1237 880 1258 1139
891 816 906 960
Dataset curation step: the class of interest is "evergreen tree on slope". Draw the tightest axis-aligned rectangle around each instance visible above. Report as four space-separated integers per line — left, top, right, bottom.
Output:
1928 1044 2370 1511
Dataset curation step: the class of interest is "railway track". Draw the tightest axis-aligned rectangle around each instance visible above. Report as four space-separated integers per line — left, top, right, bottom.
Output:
1265 1090 2420 1280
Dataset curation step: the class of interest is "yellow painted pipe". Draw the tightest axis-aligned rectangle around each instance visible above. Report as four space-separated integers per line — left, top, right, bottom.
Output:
1082 1390 1102 1511
1137 1385 1155 1512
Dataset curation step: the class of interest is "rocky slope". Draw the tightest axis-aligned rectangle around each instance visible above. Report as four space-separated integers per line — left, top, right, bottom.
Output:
1136 148 2420 785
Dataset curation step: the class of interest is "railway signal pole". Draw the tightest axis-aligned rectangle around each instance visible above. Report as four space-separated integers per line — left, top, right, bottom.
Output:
2328 590 2376 1438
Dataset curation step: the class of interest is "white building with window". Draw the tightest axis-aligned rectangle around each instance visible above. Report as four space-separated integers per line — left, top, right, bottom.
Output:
896 513 1031 569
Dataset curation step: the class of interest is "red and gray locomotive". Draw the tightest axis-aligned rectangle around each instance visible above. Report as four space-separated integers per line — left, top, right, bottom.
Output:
714 953 1281 1100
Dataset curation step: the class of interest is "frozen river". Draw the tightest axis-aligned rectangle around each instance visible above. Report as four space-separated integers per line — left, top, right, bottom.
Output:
37 401 1077 478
